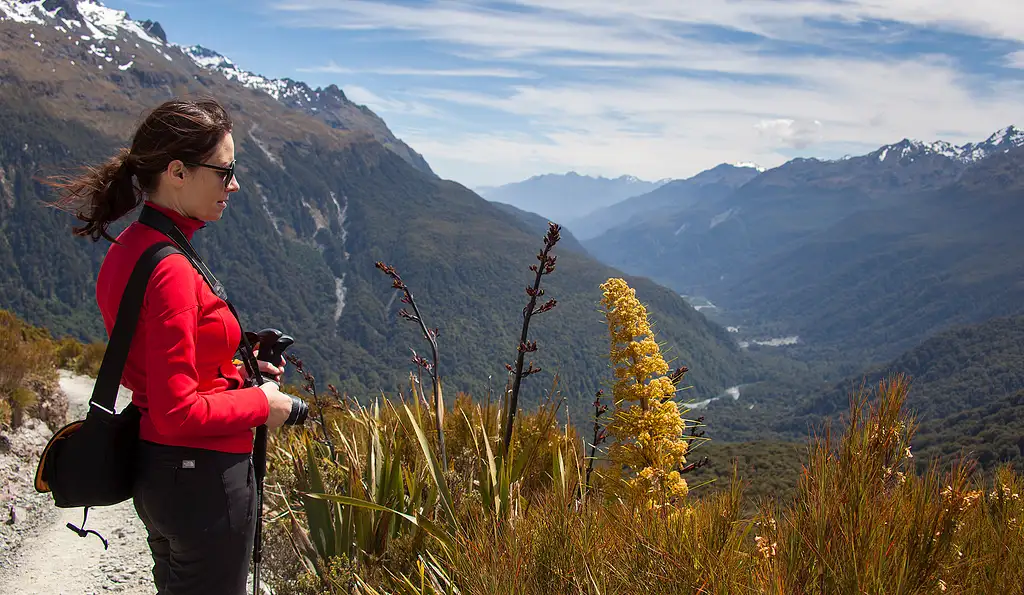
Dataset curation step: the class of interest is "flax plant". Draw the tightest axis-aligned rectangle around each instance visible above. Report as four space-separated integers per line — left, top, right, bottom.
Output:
598 277 696 507
502 222 561 457
377 261 448 470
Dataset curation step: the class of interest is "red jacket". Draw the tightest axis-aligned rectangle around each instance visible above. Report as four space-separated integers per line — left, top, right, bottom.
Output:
95 201 268 454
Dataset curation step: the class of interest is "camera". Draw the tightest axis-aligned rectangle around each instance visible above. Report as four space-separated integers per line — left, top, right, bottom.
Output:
285 395 309 425
246 328 310 426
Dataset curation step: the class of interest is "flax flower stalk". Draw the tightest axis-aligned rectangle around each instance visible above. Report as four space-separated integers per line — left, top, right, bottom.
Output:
599 278 690 506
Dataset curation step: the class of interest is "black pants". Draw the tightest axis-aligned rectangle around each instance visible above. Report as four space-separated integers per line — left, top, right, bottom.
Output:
133 440 256 595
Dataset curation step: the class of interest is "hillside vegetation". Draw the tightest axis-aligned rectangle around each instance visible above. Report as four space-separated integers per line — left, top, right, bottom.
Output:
696 315 1024 478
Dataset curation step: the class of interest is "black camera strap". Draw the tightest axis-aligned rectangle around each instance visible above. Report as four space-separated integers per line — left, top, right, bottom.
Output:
137 204 263 386
89 241 180 415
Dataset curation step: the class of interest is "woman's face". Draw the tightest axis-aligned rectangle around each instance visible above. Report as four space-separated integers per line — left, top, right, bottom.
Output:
173 131 240 222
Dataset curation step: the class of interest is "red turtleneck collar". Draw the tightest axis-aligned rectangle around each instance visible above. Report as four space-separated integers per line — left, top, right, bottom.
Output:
142 200 207 240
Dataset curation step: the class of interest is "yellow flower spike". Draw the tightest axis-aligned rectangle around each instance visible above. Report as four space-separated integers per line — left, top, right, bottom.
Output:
599 278 690 506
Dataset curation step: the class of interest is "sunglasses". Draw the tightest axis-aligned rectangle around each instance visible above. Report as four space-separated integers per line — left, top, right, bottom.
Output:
183 159 236 189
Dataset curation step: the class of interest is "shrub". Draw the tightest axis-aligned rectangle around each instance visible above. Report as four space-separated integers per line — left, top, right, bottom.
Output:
0 309 63 430
73 341 106 378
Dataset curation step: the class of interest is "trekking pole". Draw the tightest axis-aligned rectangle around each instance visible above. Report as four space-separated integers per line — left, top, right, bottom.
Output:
247 328 296 595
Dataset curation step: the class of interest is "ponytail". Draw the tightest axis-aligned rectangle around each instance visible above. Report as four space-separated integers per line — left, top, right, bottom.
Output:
42 95 233 243
44 147 142 243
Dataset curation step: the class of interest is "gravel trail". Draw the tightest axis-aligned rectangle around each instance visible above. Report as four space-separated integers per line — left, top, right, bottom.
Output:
0 372 152 595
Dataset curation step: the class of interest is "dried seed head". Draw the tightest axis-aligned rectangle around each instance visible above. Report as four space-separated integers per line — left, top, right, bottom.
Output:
545 223 562 247
411 353 433 372
518 340 538 353
534 299 557 314
669 366 689 384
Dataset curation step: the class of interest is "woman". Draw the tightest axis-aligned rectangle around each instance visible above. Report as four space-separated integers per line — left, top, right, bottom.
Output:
47 96 296 594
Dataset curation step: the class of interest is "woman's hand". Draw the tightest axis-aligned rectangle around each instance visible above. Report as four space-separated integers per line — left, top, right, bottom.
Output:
260 381 297 429
236 348 287 383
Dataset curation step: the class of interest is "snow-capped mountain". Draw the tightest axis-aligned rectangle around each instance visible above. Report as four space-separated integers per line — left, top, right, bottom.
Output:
867 126 1024 165
179 44 435 174
0 0 434 175
732 161 766 172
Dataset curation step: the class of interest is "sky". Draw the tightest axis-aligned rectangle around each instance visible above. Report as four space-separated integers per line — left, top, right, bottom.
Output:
115 0 1024 188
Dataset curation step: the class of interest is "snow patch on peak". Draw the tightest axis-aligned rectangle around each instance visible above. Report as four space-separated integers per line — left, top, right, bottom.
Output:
0 0 52 23
76 1 164 45
872 126 1024 165
0 0 164 45
732 161 765 172
183 44 310 104
984 125 1022 146
183 45 232 69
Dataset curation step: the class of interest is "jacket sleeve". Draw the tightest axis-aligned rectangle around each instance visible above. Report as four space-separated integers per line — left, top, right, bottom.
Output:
141 253 269 438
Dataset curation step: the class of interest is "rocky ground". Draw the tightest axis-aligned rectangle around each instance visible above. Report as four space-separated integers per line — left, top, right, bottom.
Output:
0 372 153 595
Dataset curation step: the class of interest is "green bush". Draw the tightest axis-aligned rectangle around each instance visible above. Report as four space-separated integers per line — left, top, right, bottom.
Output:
0 309 63 430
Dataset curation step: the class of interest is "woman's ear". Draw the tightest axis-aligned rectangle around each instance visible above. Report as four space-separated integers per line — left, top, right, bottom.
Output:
164 159 188 188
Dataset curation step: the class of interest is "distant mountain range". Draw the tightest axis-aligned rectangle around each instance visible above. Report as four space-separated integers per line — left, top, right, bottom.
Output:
717 144 1024 362
488 201 591 257
475 172 671 229
567 163 763 240
581 125 1024 359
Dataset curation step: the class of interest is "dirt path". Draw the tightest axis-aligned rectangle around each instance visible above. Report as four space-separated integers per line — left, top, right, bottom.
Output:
0 372 153 595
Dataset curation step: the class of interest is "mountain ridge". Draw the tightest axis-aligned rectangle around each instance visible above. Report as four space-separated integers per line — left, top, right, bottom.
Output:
583 123 1023 299
0 0 434 175
567 163 763 240
716 145 1024 363
476 171 672 227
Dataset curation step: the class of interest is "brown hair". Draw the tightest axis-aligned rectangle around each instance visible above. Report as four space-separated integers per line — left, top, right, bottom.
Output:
45 96 233 242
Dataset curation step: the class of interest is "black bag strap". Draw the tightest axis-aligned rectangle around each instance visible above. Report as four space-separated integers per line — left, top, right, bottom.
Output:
137 204 263 385
89 241 180 414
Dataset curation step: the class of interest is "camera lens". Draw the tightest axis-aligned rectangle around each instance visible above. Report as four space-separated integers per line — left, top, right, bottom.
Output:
286 396 309 425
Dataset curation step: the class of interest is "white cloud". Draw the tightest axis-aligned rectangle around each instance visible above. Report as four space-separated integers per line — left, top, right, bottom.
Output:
755 119 824 149
267 0 1024 187
466 0 1024 44
406 54 1024 185
297 60 537 78
343 85 442 118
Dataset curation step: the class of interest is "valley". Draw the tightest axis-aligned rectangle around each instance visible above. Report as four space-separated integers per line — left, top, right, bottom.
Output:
484 117 1024 470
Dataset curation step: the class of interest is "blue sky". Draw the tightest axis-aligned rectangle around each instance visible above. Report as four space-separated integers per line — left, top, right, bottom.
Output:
116 0 1024 188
